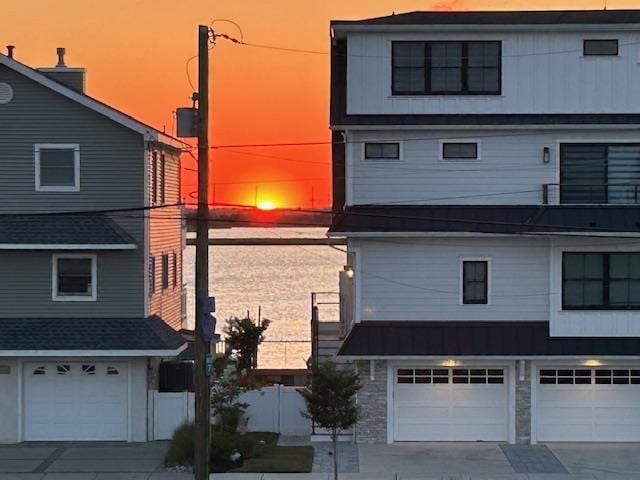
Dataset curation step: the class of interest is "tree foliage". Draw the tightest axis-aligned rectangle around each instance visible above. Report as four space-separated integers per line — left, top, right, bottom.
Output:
224 315 270 370
298 361 360 480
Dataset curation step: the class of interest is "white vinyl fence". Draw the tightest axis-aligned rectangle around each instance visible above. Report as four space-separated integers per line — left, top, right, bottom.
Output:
153 391 195 440
152 385 310 440
239 384 311 435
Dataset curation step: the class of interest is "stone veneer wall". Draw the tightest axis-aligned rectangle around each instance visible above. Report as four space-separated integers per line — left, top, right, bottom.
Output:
515 360 532 444
355 360 388 444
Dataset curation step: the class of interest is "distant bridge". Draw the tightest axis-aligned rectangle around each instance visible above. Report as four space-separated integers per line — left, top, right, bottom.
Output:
185 238 346 246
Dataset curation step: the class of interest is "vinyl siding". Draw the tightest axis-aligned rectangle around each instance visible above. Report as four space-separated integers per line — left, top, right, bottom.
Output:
147 149 183 329
347 129 640 205
347 30 640 115
0 64 145 317
352 237 550 322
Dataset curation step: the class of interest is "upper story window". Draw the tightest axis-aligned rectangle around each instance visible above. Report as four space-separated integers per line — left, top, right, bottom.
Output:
151 151 158 205
440 141 480 160
560 144 640 204
583 39 619 56
563 252 640 310
149 254 156 295
52 254 96 301
461 259 489 305
161 253 170 290
392 41 501 95
160 154 166 205
364 142 400 160
35 144 80 192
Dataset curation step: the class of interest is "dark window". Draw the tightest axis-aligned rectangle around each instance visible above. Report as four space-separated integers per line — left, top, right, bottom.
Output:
462 261 488 304
442 142 478 160
563 252 640 310
560 144 640 204
161 253 170 290
172 251 178 287
584 39 618 56
149 255 156 294
392 41 501 95
160 154 166 205
364 142 400 160
56 257 93 297
38 147 77 188
151 151 158 205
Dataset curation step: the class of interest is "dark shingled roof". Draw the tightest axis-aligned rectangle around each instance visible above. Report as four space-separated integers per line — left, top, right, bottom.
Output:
0 316 186 351
331 9 640 27
338 321 640 357
329 205 640 235
0 214 136 246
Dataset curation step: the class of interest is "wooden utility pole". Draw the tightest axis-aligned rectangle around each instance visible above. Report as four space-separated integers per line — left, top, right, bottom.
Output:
194 24 211 480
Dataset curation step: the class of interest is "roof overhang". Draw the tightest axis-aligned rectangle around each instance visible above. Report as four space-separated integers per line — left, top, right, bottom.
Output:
0 54 185 150
0 344 188 358
332 124 640 131
332 23 640 36
327 231 640 238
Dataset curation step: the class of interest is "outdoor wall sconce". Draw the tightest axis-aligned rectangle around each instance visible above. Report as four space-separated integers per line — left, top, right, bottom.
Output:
543 146 551 163
344 265 354 278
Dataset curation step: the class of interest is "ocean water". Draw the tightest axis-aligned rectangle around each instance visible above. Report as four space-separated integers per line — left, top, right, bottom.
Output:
183 228 345 368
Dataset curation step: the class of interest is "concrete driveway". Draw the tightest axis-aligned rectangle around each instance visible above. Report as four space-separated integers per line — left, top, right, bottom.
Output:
358 442 640 480
0 442 192 480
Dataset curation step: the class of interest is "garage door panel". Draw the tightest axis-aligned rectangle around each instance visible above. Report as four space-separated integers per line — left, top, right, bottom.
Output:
536 367 640 442
393 367 508 442
24 362 129 441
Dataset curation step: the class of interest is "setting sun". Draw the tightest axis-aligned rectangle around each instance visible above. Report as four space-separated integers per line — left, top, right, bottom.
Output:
257 200 277 211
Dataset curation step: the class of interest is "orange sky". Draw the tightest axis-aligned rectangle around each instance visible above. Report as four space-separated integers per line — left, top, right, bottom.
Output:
3 0 640 208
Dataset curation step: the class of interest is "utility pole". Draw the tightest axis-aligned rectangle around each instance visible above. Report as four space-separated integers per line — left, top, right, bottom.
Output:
194 24 211 480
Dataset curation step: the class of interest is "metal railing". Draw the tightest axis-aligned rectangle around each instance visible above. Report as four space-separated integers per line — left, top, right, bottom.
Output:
542 182 640 205
310 292 340 366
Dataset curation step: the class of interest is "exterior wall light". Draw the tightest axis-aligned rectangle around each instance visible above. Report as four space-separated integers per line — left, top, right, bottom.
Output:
344 265 354 278
543 146 551 164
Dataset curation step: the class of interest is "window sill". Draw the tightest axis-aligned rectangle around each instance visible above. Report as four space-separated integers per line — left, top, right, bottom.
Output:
36 187 80 193
388 94 504 98
53 295 96 302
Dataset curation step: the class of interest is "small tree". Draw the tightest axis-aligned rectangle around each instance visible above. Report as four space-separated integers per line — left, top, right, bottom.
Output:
224 315 270 370
210 372 248 433
298 362 360 480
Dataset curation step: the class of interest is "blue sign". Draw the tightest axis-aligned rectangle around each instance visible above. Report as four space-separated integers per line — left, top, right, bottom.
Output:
202 313 216 342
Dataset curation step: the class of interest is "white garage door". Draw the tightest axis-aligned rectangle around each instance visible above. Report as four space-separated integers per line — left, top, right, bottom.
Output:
393 367 508 441
24 362 128 441
537 367 640 442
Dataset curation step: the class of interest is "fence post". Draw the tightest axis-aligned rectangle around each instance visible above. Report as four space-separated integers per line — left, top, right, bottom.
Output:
277 383 283 434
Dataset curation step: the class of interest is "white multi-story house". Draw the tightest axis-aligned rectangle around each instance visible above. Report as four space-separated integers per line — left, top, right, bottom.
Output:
329 10 640 445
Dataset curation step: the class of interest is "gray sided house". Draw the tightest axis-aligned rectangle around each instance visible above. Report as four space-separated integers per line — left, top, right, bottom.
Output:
0 49 187 442
328 9 640 446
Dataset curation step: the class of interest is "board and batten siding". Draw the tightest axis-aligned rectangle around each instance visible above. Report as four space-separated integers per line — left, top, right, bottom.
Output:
147 149 183 330
346 30 640 115
0 63 145 317
351 237 550 322
346 129 640 206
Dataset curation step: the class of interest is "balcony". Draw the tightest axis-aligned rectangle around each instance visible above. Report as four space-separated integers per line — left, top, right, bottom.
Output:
542 183 640 205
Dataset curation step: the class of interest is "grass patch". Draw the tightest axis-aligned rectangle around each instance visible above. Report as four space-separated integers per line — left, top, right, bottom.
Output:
233 444 314 473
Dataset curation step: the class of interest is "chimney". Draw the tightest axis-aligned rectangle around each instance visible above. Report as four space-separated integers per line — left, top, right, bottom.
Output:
37 47 86 93
6 45 15 59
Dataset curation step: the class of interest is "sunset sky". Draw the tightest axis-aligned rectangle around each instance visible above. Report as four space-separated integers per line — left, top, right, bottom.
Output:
3 0 640 208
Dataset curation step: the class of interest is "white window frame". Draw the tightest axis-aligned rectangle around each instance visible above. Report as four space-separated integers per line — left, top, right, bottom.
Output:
35 144 80 192
439 139 481 162
459 257 492 306
52 253 97 301
362 141 403 161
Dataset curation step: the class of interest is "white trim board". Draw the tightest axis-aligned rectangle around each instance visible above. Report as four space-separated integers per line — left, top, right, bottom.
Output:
0 244 137 250
0 54 184 150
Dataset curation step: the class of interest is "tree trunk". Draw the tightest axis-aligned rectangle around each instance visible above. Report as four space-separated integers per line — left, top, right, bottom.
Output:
332 428 338 480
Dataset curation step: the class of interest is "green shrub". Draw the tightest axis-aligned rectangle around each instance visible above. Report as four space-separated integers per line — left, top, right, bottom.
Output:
164 422 195 467
210 427 240 472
